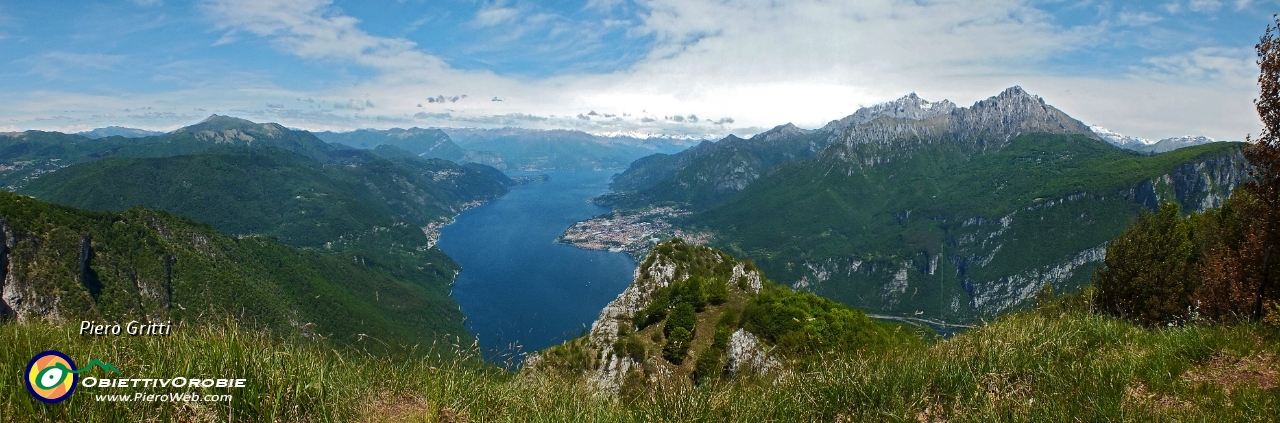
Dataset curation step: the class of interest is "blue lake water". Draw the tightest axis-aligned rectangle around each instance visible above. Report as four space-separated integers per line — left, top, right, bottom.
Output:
437 170 636 362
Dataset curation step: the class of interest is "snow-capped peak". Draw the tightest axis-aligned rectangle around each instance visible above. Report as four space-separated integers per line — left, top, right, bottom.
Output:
1090 125 1155 146
1158 135 1216 144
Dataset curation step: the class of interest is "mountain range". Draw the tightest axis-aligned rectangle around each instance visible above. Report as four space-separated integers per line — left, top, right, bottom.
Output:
590 86 1246 323
314 126 698 172
75 126 166 139
1090 125 1219 153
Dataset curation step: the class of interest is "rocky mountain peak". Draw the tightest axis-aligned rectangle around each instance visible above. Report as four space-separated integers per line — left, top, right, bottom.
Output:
828 86 1097 158
821 92 957 133
948 86 1096 145
753 123 809 143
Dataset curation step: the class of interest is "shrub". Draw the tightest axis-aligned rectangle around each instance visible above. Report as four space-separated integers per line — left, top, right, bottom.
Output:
612 334 647 362
672 276 708 311
1093 202 1199 326
664 303 697 338
691 348 722 385
707 277 729 305
712 324 733 351
662 327 692 364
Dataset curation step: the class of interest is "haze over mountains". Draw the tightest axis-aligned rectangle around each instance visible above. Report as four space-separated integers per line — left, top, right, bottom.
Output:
313 126 697 171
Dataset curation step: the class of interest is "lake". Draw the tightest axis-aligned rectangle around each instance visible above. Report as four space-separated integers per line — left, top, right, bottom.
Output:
437 170 636 362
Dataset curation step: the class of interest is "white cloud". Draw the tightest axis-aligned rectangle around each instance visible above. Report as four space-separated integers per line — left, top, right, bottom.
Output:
1118 11 1163 26
2 0 1260 143
1188 0 1224 12
474 5 520 27
203 0 448 73
1138 47 1257 86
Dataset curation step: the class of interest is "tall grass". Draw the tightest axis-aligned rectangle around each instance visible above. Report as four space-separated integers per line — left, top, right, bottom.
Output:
2 311 1276 422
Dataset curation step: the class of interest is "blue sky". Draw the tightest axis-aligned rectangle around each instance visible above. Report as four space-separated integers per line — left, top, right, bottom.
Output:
0 0 1274 140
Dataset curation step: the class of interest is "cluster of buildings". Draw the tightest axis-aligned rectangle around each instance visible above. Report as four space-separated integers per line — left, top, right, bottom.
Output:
559 207 711 258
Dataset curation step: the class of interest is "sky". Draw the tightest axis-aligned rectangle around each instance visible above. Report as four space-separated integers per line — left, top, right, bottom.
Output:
0 0 1274 140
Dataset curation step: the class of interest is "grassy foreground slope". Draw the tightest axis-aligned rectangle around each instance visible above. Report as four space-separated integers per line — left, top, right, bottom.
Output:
1 309 1275 421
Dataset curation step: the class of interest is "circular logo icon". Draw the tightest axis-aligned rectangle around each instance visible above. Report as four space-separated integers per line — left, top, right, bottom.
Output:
26 350 77 404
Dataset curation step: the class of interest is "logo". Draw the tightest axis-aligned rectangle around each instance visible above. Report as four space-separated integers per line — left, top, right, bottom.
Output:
25 350 118 404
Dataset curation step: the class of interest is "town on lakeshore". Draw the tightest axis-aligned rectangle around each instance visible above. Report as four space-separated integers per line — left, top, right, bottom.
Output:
558 206 713 258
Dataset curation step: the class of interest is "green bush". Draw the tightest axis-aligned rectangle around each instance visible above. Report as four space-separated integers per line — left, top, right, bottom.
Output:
634 288 671 329
707 277 729 305
743 283 909 358
672 276 708 311
712 324 733 351
612 334 647 362
1094 202 1199 326
691 348 723 385
664 303 697 338
662 326 692 364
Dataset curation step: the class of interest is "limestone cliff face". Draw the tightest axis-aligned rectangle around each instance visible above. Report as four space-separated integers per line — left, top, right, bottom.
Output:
586 256 763 353
581 250 771 395
0 218 18 320
1128 150 1246 213
789 148 1247 319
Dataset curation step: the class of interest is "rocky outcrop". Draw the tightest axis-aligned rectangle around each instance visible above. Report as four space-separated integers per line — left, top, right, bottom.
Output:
585 354 638 396
821 92 957 136
970 244 1108 313
0 218 13 321
726 328 779 375
587 254 682 353
1128 150 1246 213
534 242 771 394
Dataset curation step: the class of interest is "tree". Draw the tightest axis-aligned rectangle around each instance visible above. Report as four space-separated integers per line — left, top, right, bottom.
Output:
1235 14 1280 321
662 327 692 364
1094 203 1199 326
1196 195 1262 321
664 303 697 337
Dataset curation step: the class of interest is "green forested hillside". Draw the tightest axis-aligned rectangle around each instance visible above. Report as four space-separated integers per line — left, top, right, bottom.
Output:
603 125 831 210
0 192 465 346
110 115 369 164
21 146 510 248
0 131 150 191
692 134 1242 321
